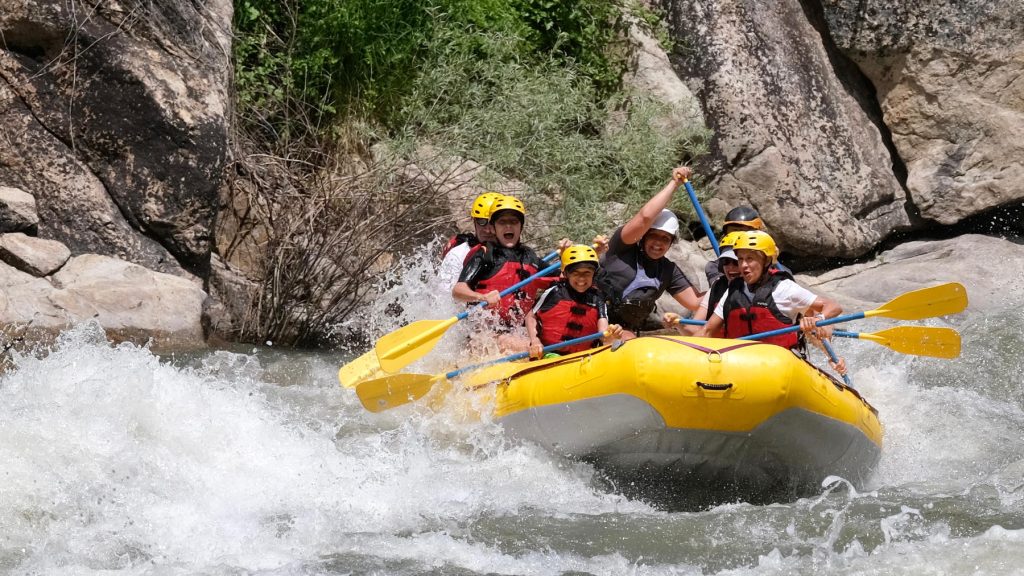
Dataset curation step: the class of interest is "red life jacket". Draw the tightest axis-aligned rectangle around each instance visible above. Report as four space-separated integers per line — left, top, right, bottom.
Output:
440 233 478 260
535 283 604 353
472 245 550 324
722 270 801 350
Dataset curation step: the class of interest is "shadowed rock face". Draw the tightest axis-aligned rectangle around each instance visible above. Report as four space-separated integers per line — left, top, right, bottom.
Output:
664 0 910 259
0 0 232 277
821 0 1024 226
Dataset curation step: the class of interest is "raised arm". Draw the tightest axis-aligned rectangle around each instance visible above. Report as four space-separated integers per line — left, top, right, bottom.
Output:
620 166 692 245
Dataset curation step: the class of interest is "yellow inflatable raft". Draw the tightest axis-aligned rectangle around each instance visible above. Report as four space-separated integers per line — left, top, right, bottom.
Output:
460 334 882 506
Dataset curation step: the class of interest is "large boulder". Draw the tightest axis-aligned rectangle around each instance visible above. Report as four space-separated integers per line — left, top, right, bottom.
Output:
48 254 207 347
0 253 208 349
663 0 909 258
821 1 1024 225
0 0 233 277
797 234 1019 316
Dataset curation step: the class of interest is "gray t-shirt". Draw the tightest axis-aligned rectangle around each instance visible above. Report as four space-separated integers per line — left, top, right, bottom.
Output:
597 227 692 303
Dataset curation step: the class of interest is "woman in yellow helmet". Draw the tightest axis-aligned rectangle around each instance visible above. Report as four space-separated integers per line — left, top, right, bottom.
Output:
596 166 702 339
705 205 792 286
694 231 846 373
526 245 623 359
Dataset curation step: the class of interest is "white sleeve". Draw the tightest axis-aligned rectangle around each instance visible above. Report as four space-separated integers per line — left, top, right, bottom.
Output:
696 291 711 318
772 279 819 320
438 243 471 291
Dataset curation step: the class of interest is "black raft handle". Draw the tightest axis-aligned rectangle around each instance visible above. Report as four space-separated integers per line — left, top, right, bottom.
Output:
696 381 733 391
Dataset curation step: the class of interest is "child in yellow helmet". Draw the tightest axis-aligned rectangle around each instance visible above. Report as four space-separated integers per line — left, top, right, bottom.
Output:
526 245 623 359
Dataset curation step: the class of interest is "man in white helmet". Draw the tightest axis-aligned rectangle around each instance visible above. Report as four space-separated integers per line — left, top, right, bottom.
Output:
596 166 702 339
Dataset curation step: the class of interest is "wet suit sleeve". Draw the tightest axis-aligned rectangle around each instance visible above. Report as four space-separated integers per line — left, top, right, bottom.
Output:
457 247 488 287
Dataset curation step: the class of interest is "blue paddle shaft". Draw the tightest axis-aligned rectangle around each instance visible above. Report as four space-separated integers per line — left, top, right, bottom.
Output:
740 312 864 341
445 331 605 379
456 260 561 320
820 339 852 386
682 180 720 256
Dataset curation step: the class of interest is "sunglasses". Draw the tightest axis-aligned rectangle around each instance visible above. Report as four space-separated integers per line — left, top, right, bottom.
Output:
474 218 493 227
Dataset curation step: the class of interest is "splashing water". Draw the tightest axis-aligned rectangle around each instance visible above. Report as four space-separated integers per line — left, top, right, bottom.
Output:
3 255 1024 574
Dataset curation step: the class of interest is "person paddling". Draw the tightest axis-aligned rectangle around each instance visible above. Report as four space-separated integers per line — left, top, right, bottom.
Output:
452 196 565 349
438 192 503 290
692 230 847 374
526 245 623 359
596 166 701 339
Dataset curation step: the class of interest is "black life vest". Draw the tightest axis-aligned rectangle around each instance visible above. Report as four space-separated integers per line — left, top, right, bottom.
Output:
535 283 603 353
722 269 802 350
597 252 674 332
468 244 553 324
702 275 732 335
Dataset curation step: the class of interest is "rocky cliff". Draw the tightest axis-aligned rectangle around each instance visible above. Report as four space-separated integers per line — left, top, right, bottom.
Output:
0 0 231 347
661 0 1023 257
0 0 1020 348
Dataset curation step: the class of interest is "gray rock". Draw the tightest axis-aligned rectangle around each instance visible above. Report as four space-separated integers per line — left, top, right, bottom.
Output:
822 0 1024 226
0 232 70 276
0 260 70 326
204 252 256 342
665 0 909 258
0 186 39 231
49 254 207 347
622 13 705 134
0 0 232 277
797 234 1019 315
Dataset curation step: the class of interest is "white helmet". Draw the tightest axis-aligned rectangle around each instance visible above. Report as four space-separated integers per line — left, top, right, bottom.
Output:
650 209 679 239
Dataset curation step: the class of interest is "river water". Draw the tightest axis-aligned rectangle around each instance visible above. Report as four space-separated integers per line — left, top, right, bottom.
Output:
2 253 1023 575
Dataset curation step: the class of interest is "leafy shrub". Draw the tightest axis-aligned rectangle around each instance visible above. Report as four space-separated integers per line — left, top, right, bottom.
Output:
397 23 710 241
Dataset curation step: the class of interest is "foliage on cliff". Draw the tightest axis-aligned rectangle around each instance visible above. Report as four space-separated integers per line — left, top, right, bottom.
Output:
229 0 708 345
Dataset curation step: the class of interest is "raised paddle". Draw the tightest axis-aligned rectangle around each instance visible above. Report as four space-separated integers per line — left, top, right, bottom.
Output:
679 177 721 256
338 250 561 388
356 330 612 412
740 282 968 342
834 326 961 359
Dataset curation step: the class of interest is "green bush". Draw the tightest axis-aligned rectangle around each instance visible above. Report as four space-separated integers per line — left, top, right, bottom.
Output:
233 0 710 238
233 0 628 131
396 23 709 241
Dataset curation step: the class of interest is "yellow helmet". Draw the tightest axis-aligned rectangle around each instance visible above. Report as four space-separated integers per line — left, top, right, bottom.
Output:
470 192 504 219
489 195 526 222
560 244 599 271
731 230 778 263
720 231 745 248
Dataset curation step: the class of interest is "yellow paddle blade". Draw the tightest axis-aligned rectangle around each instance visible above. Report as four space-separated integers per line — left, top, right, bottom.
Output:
867 282 968 321
860 326 962 359
355 373 441 413
337 349 387 389
375 317 460 372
